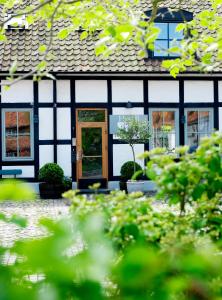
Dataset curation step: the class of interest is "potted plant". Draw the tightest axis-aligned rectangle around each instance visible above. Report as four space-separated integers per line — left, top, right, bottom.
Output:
120 161 143 193
39 163 66 199
116 116 151 193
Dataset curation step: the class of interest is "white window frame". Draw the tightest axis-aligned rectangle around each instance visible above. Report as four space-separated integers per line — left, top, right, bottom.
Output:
184 108 214 146
2 109 34 161
149 108 179 150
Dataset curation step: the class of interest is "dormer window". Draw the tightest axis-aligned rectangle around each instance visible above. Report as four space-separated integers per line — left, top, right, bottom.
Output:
4 14 28 30
145 8 193 59
154 22 183 57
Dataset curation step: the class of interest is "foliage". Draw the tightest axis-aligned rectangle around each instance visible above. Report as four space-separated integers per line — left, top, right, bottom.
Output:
140 132 222 215
0 180 35 201
192 195 222 242
1 133 222 299
0 176 222 299
63 176 72 191
120 161 142 181
38 163 64 184
116 116 151 174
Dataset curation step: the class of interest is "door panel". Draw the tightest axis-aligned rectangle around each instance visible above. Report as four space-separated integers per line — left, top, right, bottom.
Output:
76 109 108 182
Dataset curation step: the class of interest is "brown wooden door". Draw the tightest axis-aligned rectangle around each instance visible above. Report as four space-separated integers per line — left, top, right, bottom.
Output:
76 109 108 181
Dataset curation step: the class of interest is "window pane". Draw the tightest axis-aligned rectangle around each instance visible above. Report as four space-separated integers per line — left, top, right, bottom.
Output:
164 111 175 129
169 23 183 39
3 110 32 160
155 23 168 39
199 111 210 133
154 40 168 57
82 157 102 178
78 110 105 122
5 112 17 137
6 137 17 157
82 127 102 156
152 112 163 129
187 111 198 132
187 133 198 147
18 136 31 157
169 40 182 57
152 111 176 150
18 111 30 135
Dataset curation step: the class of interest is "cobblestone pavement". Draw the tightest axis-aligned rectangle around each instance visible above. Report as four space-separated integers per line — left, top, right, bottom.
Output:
0 199 70 248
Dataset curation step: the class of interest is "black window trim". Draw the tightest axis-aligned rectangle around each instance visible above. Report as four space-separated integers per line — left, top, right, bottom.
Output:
145 8 193 60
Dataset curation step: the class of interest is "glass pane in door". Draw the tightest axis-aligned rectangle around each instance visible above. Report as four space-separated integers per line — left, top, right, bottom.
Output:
81 127 103 178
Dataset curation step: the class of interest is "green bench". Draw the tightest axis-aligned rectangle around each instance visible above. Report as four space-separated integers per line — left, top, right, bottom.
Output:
0 169 22 178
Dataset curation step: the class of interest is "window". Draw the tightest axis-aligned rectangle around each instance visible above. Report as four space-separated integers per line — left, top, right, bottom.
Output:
150 109 179 151
2 109 34 161
4 14 28 30
154 22 183 57
145 8 193 58
185 109 214 148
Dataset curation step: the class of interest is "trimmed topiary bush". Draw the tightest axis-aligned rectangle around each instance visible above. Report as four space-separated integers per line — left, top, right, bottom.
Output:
38 163 64 184
120 161 142 181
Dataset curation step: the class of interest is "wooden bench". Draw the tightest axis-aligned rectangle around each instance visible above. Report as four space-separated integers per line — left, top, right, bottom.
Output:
0 169 22 178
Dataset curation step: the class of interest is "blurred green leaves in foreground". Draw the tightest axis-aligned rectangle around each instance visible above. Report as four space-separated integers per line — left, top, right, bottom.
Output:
0 133 222 299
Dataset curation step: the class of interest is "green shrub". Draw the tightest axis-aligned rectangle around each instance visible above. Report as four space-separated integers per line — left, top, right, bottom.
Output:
38 163 64 184
63 176 72 191
120 161 142 181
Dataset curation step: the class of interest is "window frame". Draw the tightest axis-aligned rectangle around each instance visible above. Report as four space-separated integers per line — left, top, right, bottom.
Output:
153 21 183 58
184 108 214 147
145 8 193 60
149 108 180 150
2 108 34 161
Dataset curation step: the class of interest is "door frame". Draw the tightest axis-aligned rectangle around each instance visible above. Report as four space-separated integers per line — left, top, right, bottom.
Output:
76 108 108 182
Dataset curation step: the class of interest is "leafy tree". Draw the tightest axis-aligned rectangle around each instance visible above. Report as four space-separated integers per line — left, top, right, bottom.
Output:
140 132 222 215
116 116 151 175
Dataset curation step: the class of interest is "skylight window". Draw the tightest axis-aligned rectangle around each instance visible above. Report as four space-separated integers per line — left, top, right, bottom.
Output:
4 14 28 30
154 22 183 58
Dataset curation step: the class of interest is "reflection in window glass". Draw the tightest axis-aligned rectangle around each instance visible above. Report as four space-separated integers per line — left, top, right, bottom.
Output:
151 111 176 151
169 23 183 39
186 109 212 147
154 22 183 57
78 110 105 122
3 110 33 160
155 23 168 39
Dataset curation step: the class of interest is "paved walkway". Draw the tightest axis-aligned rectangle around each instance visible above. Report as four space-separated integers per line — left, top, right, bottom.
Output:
0 200 69 248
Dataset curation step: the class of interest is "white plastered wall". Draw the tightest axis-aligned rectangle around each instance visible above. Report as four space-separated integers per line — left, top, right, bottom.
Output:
219 108 222 132
39 108 54 140
39 80 53 103
39 145 54 167
57 108 71 140
113 144 144 176
1 80 33 103
112 80 143 103
57 80 71 103
112 107 144 115
75 80 107 102
57 145 71 176
148 80 179 103
184 81 214 103
2 166 35 178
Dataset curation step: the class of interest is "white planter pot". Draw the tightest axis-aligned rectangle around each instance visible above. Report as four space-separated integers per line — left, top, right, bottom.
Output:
127 181 145 193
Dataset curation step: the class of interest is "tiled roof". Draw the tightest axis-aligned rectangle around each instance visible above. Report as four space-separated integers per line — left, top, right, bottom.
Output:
0 0 214 73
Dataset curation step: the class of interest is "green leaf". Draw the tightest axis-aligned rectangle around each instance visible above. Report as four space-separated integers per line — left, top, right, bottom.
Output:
80 31 88 40
57 28 69 40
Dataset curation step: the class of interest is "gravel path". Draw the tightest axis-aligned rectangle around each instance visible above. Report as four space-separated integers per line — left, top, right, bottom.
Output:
0 199 70 248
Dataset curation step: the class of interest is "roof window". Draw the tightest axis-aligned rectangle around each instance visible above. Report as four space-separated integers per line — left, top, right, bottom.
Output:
4 14 28 30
